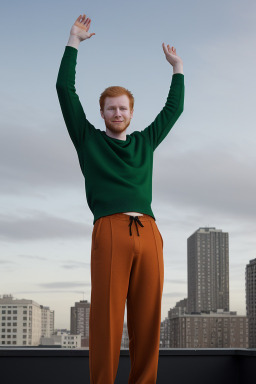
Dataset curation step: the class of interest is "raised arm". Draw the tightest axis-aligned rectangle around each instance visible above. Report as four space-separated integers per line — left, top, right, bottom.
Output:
56 14 96 150
140 43 185 151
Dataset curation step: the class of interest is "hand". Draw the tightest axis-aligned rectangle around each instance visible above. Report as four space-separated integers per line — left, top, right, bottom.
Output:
70 14 96 42
162 43 183 68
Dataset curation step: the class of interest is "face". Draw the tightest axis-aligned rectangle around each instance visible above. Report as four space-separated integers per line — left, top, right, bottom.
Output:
100 95 133 134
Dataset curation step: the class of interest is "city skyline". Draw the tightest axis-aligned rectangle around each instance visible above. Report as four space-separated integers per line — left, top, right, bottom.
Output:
0 226 251 331
0 230 251 348
1 1 256 329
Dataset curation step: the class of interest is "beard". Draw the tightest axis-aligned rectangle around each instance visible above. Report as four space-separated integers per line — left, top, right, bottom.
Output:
104 119 132 134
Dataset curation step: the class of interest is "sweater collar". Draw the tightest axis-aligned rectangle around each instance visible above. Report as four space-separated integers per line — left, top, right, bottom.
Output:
102 131 130 145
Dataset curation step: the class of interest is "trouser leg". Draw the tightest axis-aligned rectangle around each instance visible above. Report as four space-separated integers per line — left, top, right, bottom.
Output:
127 218 164 384
89 214 135 384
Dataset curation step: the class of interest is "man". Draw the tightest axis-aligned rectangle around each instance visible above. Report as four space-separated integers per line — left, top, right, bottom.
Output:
56 13 184 384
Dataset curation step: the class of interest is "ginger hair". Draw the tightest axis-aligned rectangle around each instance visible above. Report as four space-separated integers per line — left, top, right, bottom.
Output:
99 86 134 112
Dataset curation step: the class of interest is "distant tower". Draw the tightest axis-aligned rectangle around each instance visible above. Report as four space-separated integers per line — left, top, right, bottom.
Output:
70 300 90 347
40 305 54 337
187 227 229 313
246 258 256 347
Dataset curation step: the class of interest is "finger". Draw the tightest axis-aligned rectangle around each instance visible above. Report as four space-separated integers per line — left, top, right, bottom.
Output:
76 15 82 23
162 43 168 55
85 19 91 31
84 17 90 26
76 14 86 23
85 18 91 27
81 14 87 23
83 16 89 25
168 45 176 54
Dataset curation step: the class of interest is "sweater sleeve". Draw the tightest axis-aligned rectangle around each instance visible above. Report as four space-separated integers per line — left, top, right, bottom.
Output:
56 46 95 151
140 74 185 151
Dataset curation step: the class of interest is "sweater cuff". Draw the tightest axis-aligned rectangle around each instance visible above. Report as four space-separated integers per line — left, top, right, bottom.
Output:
171 73 184 85
64 45 78 55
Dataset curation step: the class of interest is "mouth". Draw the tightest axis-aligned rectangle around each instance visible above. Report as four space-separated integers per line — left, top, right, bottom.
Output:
113 121 123 123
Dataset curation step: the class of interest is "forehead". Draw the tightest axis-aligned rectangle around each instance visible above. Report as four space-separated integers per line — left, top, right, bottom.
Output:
104 95 130 108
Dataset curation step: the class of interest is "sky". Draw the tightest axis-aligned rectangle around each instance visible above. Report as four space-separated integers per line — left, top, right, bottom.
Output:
1 0 256 330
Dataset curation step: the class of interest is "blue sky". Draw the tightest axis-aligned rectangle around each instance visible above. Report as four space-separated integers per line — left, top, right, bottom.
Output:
1 0 256 329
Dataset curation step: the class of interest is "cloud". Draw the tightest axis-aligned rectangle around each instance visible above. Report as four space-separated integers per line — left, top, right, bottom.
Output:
153 144 256 221
38 281 90 289
0 259 17 265
18 254 48 261
0 121 83 196
11 290 90 295
61 260 88 269
0 210 91 242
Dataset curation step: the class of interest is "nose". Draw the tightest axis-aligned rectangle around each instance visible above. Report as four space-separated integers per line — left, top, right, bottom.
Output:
114 109 122 117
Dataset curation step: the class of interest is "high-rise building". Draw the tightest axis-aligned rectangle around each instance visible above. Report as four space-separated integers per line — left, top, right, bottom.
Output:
246 258 256 347
40 305 54 338
187 227 229 313
70 300 90 347
0 294 42 346
168 298 187 318
168 310 248 348
40 305 54 337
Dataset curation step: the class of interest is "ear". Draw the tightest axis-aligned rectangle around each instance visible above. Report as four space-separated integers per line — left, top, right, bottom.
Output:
100 109 104 119
130 109 134 119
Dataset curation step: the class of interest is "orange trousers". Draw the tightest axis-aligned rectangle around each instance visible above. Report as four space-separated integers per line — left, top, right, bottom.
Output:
89 213 164 384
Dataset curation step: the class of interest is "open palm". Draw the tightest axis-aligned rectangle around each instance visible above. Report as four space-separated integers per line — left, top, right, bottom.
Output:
162 43 183 67
70 14 95 41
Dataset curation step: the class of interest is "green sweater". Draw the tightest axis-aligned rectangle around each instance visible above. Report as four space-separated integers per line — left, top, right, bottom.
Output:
56 46 185 225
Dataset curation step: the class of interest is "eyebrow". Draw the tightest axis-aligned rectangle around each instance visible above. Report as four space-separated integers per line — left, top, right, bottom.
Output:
107 105 128 108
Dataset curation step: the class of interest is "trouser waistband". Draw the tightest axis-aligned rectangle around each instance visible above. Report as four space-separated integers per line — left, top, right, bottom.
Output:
106 212 155 222
103 213 156 237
